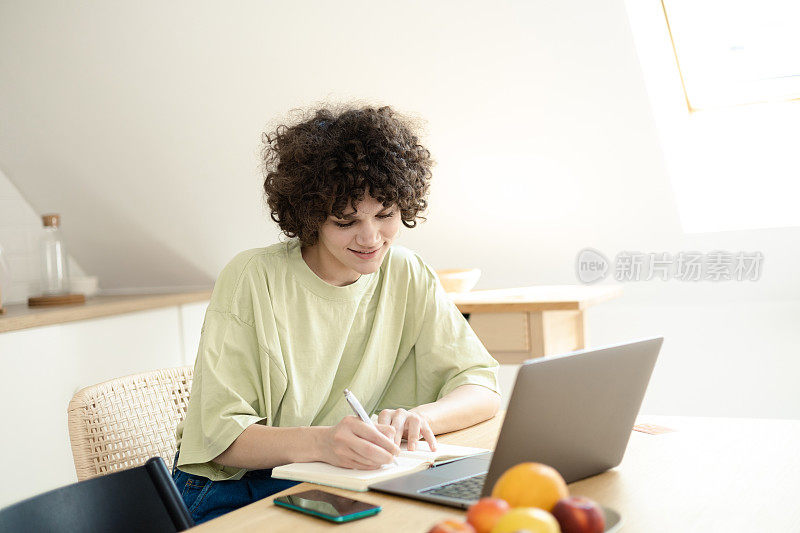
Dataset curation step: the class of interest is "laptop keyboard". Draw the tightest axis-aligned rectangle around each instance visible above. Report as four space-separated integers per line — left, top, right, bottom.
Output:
419 473 486 501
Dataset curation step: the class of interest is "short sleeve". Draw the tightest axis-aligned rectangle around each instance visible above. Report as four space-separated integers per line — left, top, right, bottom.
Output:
175 309 273 481
414 271 501 400
376 258 500 411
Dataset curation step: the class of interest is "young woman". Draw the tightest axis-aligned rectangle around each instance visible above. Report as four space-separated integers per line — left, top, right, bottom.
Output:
172 105 500 524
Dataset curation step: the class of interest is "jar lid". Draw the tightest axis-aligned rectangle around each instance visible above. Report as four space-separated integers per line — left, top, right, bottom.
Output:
42 214 60 227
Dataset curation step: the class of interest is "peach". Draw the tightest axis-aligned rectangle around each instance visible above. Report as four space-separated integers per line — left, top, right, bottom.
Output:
427 519 476 533
551 496 605 533
466 498 511 533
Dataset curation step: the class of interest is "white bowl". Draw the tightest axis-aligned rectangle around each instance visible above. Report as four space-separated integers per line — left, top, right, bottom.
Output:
435 269 481 293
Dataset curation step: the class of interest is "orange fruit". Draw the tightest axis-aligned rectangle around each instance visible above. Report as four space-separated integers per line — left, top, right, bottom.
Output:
490 507 560 533
491 462 569 511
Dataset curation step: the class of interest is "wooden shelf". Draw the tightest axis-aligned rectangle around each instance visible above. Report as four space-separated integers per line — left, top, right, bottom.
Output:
0 291 212 334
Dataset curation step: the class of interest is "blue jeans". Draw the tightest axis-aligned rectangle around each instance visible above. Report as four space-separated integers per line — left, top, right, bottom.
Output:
171 452 299 525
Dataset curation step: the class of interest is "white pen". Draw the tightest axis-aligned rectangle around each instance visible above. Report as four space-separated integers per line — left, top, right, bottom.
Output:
343 388 399 466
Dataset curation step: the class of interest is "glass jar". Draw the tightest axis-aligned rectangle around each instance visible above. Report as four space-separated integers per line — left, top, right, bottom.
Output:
40 213 71 295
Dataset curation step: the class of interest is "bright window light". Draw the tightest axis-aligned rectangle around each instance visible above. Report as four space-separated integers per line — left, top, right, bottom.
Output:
664 0 800 111
626 0 800 233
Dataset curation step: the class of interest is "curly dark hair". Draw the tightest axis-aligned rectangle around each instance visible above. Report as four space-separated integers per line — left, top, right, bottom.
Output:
261 104 434 246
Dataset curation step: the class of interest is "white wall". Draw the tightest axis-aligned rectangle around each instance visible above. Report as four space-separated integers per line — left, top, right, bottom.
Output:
0 0 683 290
0 0 797 450
586 300 800 420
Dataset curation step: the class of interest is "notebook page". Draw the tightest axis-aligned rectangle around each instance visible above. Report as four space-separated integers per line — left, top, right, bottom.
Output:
399 441 490 464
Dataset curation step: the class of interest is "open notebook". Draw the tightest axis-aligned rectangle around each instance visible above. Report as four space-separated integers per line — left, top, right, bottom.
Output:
271 442 490 492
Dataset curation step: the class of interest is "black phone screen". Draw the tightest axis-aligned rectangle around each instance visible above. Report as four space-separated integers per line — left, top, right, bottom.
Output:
274 490 380 518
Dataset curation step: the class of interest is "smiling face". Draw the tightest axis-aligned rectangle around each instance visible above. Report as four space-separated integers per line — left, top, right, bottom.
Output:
301 192 402 286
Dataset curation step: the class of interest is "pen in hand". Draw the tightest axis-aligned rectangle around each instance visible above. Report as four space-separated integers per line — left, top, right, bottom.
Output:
343 388 399 467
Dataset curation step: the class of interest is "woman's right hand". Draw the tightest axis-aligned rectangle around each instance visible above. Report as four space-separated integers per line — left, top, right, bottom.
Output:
316 416 400 469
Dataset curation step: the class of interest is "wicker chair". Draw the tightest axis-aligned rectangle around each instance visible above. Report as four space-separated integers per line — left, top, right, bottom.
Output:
67 366 193 482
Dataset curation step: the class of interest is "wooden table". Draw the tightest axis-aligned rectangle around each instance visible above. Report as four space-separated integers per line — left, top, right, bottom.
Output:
449 285 623 363
192 413 800 532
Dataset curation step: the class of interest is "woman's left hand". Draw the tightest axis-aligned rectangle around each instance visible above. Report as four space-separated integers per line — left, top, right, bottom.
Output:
376 408 437 452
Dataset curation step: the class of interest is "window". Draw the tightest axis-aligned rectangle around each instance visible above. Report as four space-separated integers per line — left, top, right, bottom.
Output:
626 0 800 233
664 0 800 111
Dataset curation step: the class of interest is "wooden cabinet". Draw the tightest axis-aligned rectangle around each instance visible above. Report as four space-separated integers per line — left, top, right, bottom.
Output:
450 285 622 364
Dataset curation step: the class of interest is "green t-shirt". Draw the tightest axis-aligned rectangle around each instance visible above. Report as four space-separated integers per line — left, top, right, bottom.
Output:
176 238 499 481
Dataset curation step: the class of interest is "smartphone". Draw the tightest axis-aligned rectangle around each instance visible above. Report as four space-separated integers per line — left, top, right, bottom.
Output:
273 489 382 523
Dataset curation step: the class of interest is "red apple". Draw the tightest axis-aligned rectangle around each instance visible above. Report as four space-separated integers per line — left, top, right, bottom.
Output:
551 496 605 533
427 519 476 533
466 497 511 533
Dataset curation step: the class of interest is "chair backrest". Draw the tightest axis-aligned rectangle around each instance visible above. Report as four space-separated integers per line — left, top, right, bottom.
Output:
0 457 194 532
67 366 193 481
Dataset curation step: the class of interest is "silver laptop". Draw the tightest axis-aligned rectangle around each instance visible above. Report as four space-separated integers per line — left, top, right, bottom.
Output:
370 337 663 508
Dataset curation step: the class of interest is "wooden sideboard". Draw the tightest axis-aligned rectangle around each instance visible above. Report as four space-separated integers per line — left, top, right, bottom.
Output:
450 285 622 363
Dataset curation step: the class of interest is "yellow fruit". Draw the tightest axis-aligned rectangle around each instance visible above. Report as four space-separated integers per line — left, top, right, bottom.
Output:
490 507 561 533
491 462 569 510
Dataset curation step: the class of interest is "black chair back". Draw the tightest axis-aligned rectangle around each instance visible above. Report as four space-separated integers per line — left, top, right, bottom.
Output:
0 457 193 532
